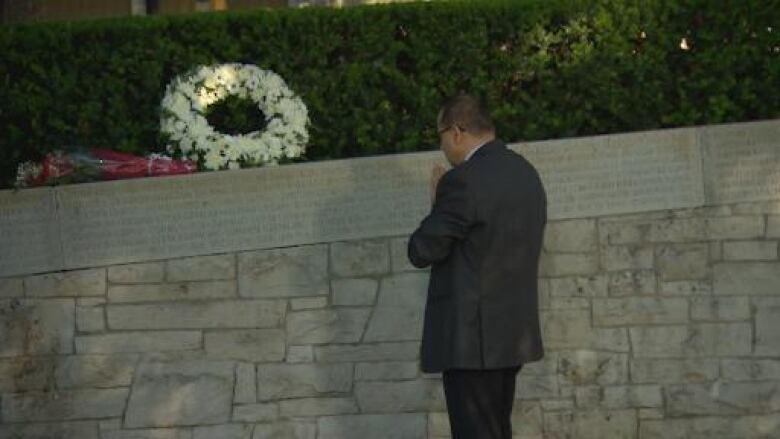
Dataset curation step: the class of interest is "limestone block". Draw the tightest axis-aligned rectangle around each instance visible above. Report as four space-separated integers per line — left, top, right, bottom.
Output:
644 217 706 243
721 359 780 381
363 273 427 342
598 220 644 245
0 421 99 439
548 275 608 298
629 324 751 357
238 245 328 298
330 240 390 277
108 262 165 283
332 278 378 306
55 354 137 389
655 243 709 281
540 253 599 277
234 362 256 404
102 429 191 439
24 268 105 297
602 385 663 409
544 219 598 252
204 329 285 362
355 361 419 381
723 240 778 261
630 358 719 384
706 216 765 239
666 381 780 416
279 397 359 417
232 402 278 423
0 298 74 357
354 380 445 413
286 345 314 363
252 422 316 439
166 254 235 281
108 281 236 302
0 277 23 298
76 306 105 332
290 297 328 310
602 245 654 272
690 297 750 321
754 297 780 355
2 388 128 422
659 280 711 296
768 215 780 237
314 342 419 363
714 262 780 295
559 351 629 386
75 331 201 354
607 270 656 296
194 425 253 439
124 360 234 428
318 413 427 439
256 363 352 401
593 297 688 326
0 357 57 393
286 308 370 344
511 403 544 438
107 299 286 329
640 415 780 439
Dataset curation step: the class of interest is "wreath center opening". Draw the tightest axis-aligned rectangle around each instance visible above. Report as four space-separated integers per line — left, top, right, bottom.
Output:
205 94 268 135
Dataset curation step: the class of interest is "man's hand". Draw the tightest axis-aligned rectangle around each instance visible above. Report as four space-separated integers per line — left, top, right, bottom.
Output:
430 163 448 204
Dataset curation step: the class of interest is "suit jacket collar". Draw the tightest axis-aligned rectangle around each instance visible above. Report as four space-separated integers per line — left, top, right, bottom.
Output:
469 139 505 161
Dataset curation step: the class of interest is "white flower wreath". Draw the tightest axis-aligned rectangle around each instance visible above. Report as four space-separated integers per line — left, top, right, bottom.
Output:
160 63 309 171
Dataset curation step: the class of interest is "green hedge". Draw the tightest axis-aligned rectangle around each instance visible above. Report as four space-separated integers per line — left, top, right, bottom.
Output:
0 0 777 188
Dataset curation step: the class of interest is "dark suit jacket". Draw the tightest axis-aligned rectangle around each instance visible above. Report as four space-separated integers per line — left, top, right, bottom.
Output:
408 139 546 373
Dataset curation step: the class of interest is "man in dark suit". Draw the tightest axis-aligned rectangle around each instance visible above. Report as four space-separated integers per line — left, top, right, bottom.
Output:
408 94 547 439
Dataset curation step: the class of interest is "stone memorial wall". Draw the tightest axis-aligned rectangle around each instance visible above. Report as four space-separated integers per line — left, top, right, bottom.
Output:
1 119 779 438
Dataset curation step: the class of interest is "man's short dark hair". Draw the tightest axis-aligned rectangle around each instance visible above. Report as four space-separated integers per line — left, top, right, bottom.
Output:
438 94 495 135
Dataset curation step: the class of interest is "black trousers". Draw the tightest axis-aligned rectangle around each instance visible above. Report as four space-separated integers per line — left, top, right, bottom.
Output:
442 365 522 439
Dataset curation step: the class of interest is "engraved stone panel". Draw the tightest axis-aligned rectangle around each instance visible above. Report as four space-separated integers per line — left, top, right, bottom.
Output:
511 127 704 219
702 120 780 204
0 188 62 276
55 154 432 272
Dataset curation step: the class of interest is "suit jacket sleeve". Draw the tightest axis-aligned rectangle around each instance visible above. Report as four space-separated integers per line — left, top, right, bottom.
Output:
408 169 474 268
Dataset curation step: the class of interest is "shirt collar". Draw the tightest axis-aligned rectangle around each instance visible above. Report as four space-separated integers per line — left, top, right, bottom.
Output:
464 140 489 162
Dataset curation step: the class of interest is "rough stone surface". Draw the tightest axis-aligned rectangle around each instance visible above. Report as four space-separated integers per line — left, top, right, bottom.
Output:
2 388 128 422
166 254 235 281
723 240 778 260
108 281 236 303
24 268 106 297
107 300 286 329
124 360 234 428
363 273 427 342
754 297 780 355
713 262 780 295
593 297 688 326
256 363 352 401
655 243 709 281
286 308 371 344
0 299 75 357
108 263 165 283
331 278 378 306
318 414 427 439
204 329 285 362
238 246 328 298
544 219 598 252
75 331 201 354
330 240 390 277
629 324 752 357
